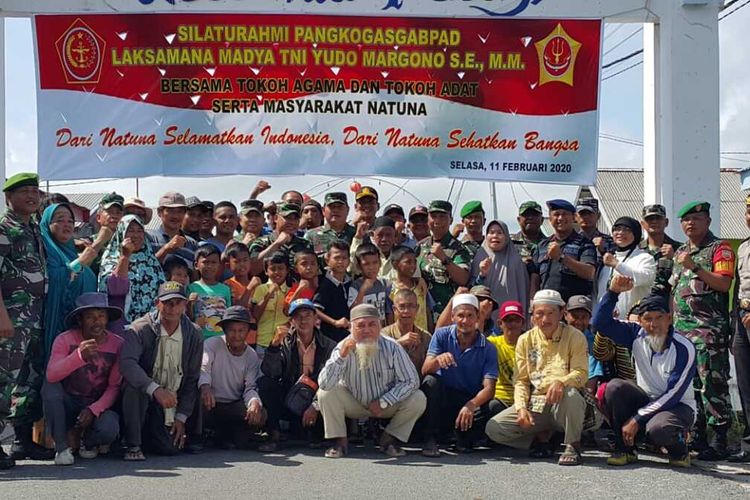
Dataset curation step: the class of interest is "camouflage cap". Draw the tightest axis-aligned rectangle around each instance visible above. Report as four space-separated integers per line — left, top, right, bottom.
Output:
277 202 302 217
240 199 264 215
518 201 543 215
3 172 39 192
576 198 600 214
428 200 453 214
100 192 124 209
324 192 348 206
677 201 710 219
642 204 667 218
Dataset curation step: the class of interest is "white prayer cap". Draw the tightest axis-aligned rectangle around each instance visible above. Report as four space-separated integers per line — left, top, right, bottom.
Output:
531 289 566 307
452 293 479 311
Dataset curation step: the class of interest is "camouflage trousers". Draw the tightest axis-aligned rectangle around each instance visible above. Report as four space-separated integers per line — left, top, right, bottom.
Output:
691 338 732 429
0 326 44 431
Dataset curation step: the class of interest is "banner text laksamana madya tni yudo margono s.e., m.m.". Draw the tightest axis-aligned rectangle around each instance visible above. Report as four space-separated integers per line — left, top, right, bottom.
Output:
34 14 601 184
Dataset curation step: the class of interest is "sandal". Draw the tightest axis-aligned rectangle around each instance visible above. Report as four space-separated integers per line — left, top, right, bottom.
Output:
123 447 146 461
381 443 406 458
558 445 582 466
422 440 441 458
258 441 279 453
529 444 554 459
324 445 347 459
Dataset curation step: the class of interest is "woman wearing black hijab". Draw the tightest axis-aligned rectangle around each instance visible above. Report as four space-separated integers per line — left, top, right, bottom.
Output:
596 216 657 317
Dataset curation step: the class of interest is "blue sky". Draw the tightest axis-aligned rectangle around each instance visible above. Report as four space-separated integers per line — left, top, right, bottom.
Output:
5 13 748 230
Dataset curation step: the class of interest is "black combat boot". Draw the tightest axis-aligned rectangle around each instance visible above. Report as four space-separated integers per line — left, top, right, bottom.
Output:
10 424 55 461
696 425 730 461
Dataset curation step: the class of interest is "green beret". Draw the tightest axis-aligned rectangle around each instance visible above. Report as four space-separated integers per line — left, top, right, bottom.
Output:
428 200 453 214
3 172 39 192
677 201 710 219
460 200 484 218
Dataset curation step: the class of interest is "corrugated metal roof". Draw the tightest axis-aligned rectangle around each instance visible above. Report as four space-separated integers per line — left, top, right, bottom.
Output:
578 169 749 241
62 193 108 212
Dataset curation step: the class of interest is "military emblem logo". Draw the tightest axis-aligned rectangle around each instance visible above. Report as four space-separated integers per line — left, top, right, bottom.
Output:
55 19 105 84
535 23 581 87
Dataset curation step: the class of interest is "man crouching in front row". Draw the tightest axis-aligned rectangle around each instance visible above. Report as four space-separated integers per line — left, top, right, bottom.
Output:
317 303 426 458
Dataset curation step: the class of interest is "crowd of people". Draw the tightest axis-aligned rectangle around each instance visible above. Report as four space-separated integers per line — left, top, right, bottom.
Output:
1 172 750 470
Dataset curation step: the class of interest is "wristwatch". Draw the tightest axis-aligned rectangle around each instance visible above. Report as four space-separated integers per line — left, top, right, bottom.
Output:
379 399 388 410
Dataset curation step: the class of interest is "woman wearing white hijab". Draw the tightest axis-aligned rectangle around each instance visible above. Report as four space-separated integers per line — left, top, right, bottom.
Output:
471 220 530 321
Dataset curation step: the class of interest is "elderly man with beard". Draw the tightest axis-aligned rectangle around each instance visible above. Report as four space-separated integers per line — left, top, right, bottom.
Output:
421 294 498 457
592 276 697 468
485 289 588 466
317 303 425 458
200 306 264 449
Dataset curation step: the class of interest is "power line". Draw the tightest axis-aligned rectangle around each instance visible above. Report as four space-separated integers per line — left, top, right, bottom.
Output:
603 27 643 56
720 0 750 20
602 49 644 69
603 24 624 41
602 60 643 81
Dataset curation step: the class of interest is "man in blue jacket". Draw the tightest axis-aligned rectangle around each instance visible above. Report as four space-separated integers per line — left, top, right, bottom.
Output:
592 275 696 468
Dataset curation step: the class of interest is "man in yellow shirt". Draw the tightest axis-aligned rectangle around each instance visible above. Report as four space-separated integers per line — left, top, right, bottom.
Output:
487 301 526 415
485 289 588 466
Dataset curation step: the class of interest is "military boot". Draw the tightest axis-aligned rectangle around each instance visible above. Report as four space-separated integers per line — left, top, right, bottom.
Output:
10 424 55 461
696 425 730 461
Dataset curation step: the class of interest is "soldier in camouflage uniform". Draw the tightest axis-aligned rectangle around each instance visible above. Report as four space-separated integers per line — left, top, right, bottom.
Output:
249 202 314 278
304 192 356 259
670 201 735 461
454 200 485 261
639 204 682 296
417 200 472 314
0 173 53 468
511 201 546 276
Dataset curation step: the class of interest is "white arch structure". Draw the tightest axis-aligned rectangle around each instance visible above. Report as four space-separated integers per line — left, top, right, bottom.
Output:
0 0 721 227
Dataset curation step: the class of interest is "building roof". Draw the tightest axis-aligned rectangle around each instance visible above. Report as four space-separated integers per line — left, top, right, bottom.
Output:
578 168 748 241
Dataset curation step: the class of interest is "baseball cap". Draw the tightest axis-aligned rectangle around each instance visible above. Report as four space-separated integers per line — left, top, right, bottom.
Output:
185 196 210 210
576 198 600 214
217 305 254 329
100 192 124 209
158 192 187 208
157 281 187 301
240 199 264 215
566 295 592 314
531 289 565 307
460 200 484 218
324 192 348 207
499 301 525 320
408 205 429 221
383 204 405 218
452 293 479 311
518 201 543 216
350 303 380 321
277 202 302 217
355 186 379 202
642 204 667 218
469 285 498 310
428 200 453 214
288 298 317 316
302 199 322 211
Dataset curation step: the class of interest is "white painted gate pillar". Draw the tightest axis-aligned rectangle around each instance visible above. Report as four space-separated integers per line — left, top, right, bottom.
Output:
644 0 721 233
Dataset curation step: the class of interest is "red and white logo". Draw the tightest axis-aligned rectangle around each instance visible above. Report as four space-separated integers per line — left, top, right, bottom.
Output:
55 19 106 84
535 24 581 87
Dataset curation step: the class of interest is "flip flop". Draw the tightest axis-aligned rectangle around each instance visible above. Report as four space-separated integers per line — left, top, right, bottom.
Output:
558 445 582 466
381 443 406 458
324 445 347 459
123 447 146 461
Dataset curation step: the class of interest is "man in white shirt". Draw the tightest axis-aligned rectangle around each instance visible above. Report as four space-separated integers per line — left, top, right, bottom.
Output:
200 306 265 449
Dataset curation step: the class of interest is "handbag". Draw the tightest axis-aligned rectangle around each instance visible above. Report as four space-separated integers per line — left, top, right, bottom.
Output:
284 374 319 416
